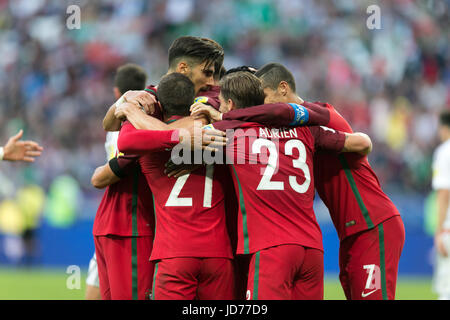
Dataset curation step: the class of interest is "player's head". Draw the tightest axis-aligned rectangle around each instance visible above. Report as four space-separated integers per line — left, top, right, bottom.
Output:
224 65 257 76
218 71 265 113
156 73 195 118
438 110 450 142
113 63 147 99
168 36 224 94
254 62 296 104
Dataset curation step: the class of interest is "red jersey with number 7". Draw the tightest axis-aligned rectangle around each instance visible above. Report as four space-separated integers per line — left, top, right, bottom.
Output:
212 121 346 255
308 102 401 240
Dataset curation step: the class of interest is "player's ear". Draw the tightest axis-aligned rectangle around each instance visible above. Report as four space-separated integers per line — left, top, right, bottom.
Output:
113 87 121 100
278 81 289 96
228 98 236 111
176 61 189 75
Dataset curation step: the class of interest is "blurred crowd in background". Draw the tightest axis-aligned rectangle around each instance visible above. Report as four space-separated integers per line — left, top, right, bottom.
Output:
0 0 448 240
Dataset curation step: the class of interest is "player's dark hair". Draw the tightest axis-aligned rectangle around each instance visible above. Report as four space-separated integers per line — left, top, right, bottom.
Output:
157 73 195 118
219 71 265 109
114 63 147 94
255 62 296 92
168 36 224 71
224 65 257 76
439 110 450 127
215 65 227 82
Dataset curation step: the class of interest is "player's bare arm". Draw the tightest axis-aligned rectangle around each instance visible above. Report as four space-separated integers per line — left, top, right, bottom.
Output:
341 132 373 155
115 102 167 130
103 90 157 131
91 163 121 189
103 102 122 131
1 130 43 162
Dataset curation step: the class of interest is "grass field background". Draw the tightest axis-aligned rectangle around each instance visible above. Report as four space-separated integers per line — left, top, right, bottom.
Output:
0 267 438 300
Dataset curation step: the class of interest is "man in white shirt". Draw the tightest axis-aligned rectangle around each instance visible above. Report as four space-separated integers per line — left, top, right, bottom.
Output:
432 110 450 300
0 130 42 162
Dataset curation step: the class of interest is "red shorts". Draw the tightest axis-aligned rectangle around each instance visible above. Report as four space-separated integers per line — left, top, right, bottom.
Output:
94 235 154 300
152 257 235 300
339 215 405 300
246 244 324 300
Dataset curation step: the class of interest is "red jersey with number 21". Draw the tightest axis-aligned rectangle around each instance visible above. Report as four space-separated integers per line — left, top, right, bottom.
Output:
128 121 233 261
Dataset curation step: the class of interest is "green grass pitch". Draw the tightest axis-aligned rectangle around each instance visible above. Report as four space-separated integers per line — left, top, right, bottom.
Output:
0 267 438 300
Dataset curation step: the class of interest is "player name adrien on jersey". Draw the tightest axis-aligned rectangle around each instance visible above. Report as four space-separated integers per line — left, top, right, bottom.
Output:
258 127 299 139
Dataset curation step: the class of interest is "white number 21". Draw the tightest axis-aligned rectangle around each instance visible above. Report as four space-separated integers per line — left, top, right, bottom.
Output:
165 165 214 207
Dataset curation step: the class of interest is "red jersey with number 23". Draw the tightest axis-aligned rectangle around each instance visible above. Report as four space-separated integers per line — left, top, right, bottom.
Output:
212 121 346 255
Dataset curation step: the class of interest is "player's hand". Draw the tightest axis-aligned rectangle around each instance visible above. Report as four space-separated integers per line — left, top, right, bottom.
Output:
114 102 143 120
435 231 448 257
178 122 227 152
190 102 223 123
3 130 43 162
123 90 157 115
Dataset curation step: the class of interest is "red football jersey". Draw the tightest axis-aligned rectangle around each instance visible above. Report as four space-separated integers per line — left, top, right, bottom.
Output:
222 102 401 240
93 154 155 237
212 121 346 255
120 117 233 261
195 85 221 110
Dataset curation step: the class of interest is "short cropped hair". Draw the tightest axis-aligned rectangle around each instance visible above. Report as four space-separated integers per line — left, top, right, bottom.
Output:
255 62 296 92
219 71 265 109
168 36 224 71
114 63 147 94
440 110 450 127
156 73 195 117
224 65 257 76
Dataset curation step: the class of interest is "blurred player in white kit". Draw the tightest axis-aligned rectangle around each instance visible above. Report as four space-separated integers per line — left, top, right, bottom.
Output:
432 110 450 300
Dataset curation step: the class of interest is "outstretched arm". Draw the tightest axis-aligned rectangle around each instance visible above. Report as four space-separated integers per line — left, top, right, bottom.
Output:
1 130 43 162
191 102 330 127
310 126 372 156
117 121 181 155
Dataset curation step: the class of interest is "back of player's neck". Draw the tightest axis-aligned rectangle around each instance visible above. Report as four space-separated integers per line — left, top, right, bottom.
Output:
288 95 304 105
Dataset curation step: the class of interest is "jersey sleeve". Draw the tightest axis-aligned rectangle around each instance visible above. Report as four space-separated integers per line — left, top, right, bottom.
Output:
108 153 138 178
309 101 352 133
222 103 330 127
195 85 221 110
308 126 346 152
432 146 450 190
144 85 163 120
117 121 180 155
210 120 249 132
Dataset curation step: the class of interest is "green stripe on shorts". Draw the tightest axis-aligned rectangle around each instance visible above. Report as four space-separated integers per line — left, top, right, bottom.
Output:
378 223 388 300
151 263 158 300
253 251 260 300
